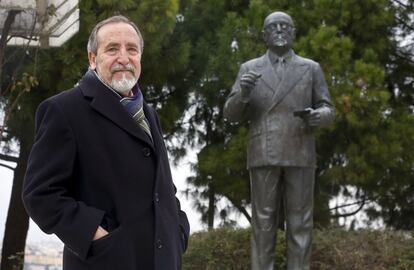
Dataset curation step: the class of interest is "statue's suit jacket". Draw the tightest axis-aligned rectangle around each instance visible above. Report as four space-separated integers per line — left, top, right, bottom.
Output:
224 51 335 168
23 71 189 270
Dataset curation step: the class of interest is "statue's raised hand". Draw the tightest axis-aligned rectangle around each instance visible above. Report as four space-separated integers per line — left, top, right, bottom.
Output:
240 71 261 99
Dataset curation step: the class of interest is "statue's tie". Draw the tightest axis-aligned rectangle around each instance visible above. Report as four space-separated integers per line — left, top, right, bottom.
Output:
275 59 285 79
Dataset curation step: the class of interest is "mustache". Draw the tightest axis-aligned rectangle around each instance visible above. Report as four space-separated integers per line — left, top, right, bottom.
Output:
111 63 135 73
271 33 287 38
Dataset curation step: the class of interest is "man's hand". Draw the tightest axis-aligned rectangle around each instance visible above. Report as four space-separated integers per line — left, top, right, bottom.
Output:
240 71 262 99
93 226 109 241
303 108 321 128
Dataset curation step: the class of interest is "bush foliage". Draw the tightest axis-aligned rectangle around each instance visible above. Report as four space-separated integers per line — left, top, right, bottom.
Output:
183 228 414 270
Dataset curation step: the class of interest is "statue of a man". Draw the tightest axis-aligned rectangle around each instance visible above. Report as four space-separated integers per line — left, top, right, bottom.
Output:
224 11 335 270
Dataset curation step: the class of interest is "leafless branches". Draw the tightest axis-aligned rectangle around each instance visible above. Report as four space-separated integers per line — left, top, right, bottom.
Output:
0 10 22 85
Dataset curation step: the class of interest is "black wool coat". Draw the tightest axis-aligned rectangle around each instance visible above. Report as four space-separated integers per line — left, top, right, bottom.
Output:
23 70 190 270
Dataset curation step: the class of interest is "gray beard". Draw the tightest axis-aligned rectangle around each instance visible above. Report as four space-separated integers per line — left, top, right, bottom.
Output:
110 73 138 94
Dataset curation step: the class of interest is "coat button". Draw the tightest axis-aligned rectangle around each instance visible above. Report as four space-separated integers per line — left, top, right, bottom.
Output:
156 239 163 249
154 192 160 203
142 147 151 157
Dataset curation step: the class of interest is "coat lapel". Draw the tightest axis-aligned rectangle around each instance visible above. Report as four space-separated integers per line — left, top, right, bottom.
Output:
255 54 280 93
143 102 165 189
268 54 309 112
78 70 154 149
143 102 163 151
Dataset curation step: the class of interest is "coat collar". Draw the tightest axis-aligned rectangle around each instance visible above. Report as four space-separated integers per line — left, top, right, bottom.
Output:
78 70 155 149
267 49 294 65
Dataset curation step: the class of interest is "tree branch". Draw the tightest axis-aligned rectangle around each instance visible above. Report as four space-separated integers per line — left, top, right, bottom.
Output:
235 204 251 224
163 119 193 140
0 162 15 171
396 50 414 65
0 10 21 88
0 126 10 134
395 16 414 31
226 196 251 224
329 198 368 211
145 87 178 104
391 0 411 9
0 153 19 163
330 198 367 218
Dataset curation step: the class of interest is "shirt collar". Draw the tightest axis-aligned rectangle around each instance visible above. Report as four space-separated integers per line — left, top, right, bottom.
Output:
267 49 294 64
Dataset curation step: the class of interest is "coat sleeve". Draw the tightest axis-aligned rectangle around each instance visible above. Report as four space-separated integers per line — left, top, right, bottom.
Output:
174 186 190 252
223 64 250 123
22 98 105 261
312 62 335 127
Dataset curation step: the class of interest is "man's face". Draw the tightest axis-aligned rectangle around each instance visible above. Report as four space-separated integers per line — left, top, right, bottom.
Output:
88 22 142 95
262 13 295 50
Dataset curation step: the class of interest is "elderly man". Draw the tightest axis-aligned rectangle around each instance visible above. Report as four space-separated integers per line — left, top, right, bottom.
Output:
224 11 335 270
23 15 189 270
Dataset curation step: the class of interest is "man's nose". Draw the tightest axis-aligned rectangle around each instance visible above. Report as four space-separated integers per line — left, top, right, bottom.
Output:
117 48 130 64
276 23 283 32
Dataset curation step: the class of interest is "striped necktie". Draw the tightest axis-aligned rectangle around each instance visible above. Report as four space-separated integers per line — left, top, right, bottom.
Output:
120 89 153 141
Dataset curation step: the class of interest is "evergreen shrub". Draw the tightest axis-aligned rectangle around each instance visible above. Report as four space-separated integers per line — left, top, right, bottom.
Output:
182 227 414 270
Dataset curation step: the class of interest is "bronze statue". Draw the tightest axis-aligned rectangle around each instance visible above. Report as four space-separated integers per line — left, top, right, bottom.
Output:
224 11 335 270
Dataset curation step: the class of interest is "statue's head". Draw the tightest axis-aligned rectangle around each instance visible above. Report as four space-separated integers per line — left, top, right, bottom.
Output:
262 11 296 52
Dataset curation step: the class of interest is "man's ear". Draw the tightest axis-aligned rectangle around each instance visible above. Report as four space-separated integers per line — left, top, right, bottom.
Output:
88 51 97 70
291 27 296 40
262 30 267 43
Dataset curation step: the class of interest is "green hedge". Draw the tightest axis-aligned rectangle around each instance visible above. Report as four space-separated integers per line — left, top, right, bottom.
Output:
182 228 414 270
